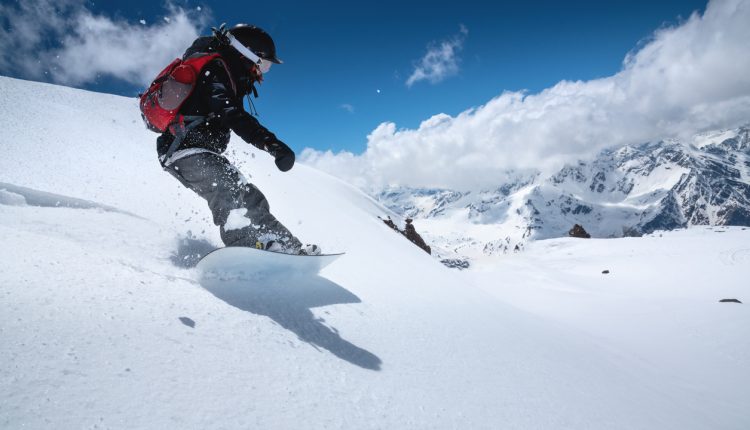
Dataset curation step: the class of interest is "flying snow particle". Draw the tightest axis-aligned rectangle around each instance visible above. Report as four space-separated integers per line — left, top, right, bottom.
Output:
224 208 253 231
139 19 146 25
376 89 381 94
163 17 171 23
197 6 202 11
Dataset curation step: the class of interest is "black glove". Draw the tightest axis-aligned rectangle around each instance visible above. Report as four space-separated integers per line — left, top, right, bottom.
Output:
266 141 295 172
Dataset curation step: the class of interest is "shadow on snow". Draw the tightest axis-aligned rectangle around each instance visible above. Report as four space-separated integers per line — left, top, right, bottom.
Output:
176 239 382 371
171 237 216 268
200 272 382 371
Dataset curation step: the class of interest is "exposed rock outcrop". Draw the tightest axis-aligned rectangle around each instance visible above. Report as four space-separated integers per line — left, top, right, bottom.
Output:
569 224 591 238
440 259 470 270
381 216 432 255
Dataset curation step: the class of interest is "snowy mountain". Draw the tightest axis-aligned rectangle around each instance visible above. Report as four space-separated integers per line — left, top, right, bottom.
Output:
377 127 750 258
1 75 749 429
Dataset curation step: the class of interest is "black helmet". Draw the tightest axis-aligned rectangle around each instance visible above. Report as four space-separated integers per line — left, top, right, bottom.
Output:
229 24 282 64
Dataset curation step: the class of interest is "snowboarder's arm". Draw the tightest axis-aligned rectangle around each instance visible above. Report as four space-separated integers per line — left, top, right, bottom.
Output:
207 73 295 171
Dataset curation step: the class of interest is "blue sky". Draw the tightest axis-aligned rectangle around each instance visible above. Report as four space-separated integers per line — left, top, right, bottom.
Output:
0 0 708 155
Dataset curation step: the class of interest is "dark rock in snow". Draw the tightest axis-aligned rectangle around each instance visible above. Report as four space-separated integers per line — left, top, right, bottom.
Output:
441 259 470 270
179 317 196 328
381 216 432 254
719 298 742 304
403 218 432 255
382 216 399 232
569 224 591 238
602 270 610 274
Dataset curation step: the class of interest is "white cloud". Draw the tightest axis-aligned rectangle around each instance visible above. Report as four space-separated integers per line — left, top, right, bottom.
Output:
303 0 750 192
0 0 209 87
340 103 355 113
406 25 468 87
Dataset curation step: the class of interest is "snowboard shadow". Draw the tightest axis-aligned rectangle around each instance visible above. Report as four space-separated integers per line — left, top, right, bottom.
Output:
170 237 216 268
200 274 382 371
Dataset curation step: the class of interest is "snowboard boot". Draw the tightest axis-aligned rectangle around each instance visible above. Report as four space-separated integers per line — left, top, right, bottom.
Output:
257 240 285 253
258 240 321 256
298 244 322 256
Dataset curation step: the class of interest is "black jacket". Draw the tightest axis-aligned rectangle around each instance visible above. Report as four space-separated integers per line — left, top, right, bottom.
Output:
158 37 292 169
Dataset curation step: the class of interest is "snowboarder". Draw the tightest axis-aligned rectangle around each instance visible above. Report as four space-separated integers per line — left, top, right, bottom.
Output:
152 24 319 255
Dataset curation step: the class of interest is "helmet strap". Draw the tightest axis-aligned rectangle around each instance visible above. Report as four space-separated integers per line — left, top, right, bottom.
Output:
226 33 262 66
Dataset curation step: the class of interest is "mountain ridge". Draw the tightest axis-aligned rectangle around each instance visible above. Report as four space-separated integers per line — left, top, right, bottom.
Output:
377 126 750 259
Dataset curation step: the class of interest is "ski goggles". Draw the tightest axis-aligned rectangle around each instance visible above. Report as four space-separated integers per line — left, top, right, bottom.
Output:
228 32 273 74
257 57 272 74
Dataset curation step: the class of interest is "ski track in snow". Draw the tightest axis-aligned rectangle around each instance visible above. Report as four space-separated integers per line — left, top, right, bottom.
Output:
1 76 749 429
719 247 750 266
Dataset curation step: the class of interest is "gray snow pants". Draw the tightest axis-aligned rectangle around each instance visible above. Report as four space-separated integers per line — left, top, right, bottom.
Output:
164 151 302 250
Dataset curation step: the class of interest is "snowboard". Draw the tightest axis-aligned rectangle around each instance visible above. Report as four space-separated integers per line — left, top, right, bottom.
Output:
196 246 344 279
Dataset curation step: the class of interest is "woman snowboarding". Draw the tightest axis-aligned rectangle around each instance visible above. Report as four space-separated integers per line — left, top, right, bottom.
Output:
146 24 319 255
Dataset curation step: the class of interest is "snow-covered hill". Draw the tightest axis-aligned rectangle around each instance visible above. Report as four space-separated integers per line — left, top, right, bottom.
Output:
1 75 749 429
378 127 750 259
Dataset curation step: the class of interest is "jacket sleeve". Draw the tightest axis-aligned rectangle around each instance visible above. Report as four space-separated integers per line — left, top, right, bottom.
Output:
206 69 279 151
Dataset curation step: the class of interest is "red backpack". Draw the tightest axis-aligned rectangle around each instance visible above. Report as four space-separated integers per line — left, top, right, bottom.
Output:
139 53 230 133
141 53 238 167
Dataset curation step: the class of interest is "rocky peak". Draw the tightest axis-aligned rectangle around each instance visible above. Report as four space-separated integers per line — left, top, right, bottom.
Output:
375 125 750 260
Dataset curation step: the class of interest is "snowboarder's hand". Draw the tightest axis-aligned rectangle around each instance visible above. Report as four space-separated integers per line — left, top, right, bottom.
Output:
266 141 295 172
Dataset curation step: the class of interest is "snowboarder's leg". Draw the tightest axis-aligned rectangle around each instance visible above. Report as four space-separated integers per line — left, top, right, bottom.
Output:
164 151 302 250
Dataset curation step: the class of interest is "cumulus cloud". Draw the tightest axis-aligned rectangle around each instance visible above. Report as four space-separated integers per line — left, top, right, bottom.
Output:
406 25 468 87
303 0 750 192
0 0 209 87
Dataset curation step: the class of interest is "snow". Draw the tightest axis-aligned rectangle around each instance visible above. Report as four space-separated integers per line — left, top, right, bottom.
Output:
622 164 688 201
693 128 738 148
470 228 750 426
224 208 254 231
1 75 749 429
0 189 26 206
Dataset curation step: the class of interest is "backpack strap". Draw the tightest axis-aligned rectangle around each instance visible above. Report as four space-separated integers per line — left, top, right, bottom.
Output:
184 53 237 95
159 53 234 167
160 114 215 168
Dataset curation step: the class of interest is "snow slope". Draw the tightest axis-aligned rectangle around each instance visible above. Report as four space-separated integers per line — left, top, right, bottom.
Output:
471 227 750 415
1 75 749 429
